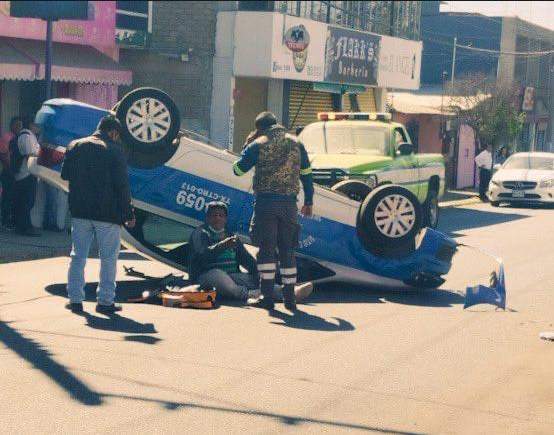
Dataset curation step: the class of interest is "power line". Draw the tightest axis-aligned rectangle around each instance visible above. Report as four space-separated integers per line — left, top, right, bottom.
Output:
423 36 554 57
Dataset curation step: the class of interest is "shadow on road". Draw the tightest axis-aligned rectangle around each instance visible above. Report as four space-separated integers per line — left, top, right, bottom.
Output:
45 280 164 305
0 318 103 406
268 308 355 332
78 311 157 335
438 207 529 236
312 282 465 308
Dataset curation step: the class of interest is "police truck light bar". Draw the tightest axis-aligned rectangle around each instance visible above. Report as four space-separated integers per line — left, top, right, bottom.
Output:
317 112 392 122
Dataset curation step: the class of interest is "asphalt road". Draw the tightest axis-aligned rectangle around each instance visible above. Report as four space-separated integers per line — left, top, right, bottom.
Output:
0 203 552 434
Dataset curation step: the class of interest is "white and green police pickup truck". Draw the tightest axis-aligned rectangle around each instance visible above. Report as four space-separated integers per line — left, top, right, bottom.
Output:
298 112 445 228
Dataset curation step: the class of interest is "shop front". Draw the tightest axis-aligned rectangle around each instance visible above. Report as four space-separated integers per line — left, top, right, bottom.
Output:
211 11 422 151
0 1 131 134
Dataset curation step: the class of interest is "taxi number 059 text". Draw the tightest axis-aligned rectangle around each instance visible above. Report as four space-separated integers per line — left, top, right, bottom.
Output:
176 183 230 212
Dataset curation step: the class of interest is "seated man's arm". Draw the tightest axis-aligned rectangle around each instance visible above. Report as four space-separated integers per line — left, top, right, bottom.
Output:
190 227 231 265
233 141 259 176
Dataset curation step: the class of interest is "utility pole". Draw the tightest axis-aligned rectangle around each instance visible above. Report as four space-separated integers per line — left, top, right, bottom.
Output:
44 19 54 100
450 36 457 94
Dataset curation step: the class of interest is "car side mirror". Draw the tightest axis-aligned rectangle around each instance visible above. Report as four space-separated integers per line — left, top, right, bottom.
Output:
493 163 501 172
396 142 414 156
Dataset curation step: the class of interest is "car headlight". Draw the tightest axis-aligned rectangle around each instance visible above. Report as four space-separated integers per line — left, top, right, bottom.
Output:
539 179 554 188
490 179 501 187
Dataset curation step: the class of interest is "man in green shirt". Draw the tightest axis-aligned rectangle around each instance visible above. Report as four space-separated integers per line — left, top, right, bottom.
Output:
189 201 313 304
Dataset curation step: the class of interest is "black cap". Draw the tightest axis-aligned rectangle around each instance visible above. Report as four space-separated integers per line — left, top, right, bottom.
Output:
206 201 228 216
255 111 277 131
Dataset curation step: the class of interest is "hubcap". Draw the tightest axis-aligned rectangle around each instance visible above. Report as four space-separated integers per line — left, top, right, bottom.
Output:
374 194 416 238
126 97 171 143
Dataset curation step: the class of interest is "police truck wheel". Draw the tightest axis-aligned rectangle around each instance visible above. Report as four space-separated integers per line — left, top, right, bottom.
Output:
116 87 180 153
331 180 371 202
357 185 422 258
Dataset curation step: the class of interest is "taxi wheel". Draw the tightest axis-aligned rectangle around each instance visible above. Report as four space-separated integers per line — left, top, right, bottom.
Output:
357 185 422 258
116 87 181 153
331 180 371 202
422 189 439 228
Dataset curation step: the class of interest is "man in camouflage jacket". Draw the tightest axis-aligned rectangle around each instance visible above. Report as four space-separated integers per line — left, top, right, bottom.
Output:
233 112 314 311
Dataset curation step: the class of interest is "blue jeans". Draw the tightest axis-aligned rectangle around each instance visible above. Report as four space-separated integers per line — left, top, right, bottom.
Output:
67 218 121 305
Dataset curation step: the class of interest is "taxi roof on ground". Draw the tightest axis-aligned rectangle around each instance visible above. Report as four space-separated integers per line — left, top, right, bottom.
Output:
317 112 392 122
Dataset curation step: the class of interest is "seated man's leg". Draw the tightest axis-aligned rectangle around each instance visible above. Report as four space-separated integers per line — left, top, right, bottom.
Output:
198 269 249 301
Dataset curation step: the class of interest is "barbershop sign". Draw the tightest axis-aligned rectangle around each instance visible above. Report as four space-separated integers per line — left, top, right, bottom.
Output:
235 13 422 90
324 26 381 86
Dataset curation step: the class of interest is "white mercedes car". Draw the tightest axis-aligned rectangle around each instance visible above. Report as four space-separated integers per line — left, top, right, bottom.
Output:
488 152 554 206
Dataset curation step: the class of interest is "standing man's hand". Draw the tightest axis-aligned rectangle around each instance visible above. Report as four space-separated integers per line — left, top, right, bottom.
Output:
301 205 313 217
125 217 136 229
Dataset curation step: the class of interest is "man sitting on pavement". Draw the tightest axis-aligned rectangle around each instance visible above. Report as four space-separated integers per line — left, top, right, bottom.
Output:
189 201 313 304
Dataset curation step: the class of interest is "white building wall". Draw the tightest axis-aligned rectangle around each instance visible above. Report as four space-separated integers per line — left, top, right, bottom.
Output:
210 12 236 149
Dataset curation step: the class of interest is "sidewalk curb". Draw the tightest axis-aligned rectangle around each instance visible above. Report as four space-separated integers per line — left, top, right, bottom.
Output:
439 197 482 209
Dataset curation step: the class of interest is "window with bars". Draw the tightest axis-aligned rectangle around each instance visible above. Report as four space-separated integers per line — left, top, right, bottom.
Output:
273 1 420 40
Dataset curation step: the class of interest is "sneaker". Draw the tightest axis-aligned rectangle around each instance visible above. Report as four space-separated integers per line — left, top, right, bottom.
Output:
294 282 314 303
246 295 275 310
96 303 123 314
65 302 83 314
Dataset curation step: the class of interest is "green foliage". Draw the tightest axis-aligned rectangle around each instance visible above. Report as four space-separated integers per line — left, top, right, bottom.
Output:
450 77 525 151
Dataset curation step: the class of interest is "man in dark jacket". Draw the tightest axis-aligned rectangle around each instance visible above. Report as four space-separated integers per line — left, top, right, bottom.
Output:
189 201 313 304
61 115 135 314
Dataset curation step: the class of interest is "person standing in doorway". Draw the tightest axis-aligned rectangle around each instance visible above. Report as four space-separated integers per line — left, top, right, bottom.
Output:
12 117 41 236
61 115 135 314
0 116 22 229
233 111 314 311
475 144 493 202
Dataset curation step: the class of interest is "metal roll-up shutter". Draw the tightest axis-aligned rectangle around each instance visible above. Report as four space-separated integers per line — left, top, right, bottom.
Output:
356 88 377 112
340 88 377 112
288 81 333 130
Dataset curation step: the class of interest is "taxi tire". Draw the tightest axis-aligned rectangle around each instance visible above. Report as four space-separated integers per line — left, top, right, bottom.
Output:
357 185 422 259
116 87 181 153
422 189 439 228
331 180 371 202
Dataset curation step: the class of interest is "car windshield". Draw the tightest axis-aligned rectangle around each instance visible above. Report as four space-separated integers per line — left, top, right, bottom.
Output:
503 155 554 170
324 124 387 155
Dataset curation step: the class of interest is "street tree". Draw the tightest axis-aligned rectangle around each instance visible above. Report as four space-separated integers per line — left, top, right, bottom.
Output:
448 74 526 152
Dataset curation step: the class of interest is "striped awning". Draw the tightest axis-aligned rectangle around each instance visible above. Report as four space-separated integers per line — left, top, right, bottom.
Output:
0 39 37 80
0 37 131 86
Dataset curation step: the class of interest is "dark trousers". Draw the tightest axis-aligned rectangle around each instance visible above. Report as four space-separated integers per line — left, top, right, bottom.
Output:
250 200 300 302
479 167 491 201
13 175 37 232
1 172 15 226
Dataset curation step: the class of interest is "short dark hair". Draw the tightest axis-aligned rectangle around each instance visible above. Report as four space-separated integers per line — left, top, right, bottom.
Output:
97 115 122 135
255 111 277 131
206 201 228 216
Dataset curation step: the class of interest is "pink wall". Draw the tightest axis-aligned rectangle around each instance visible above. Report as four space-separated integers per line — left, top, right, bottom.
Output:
392 113 443 154
0 1 115 49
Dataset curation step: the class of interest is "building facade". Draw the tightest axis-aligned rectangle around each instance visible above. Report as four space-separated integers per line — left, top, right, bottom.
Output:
116 1 218 136
0 1 131 134
421 7 553 152
212 1 424 152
